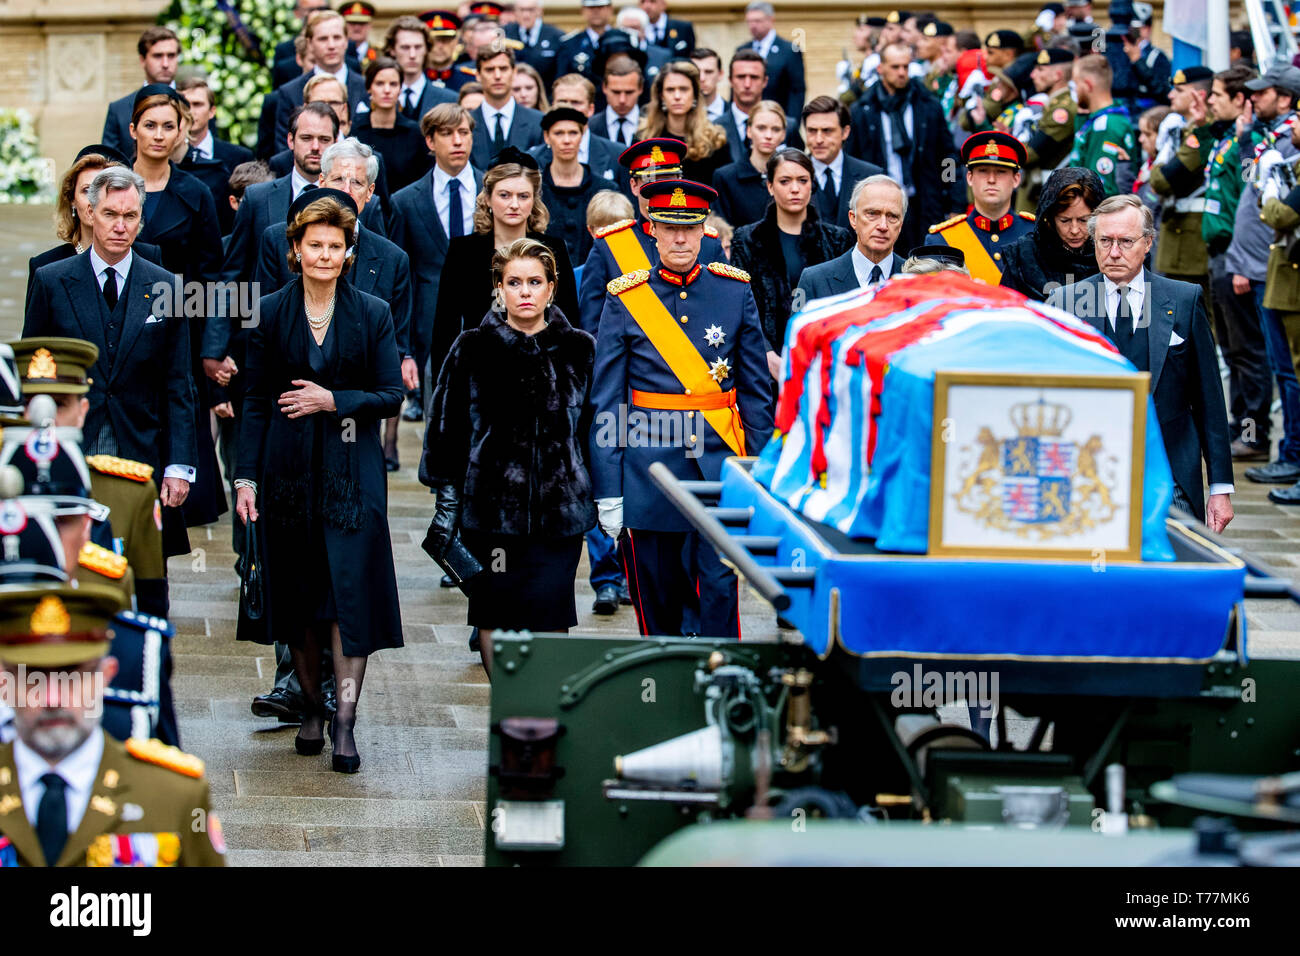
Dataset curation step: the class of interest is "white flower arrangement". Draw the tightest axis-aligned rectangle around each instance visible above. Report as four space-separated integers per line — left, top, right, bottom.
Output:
0 108 54 204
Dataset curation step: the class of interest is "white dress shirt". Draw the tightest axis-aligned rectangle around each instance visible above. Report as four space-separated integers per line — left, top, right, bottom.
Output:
1103 270 1233 497
314 63 366 113
812 152 845 196
189 129 214 160
521 22 542 47
704 95 725 122
400 73 428 112
730 102 750 143
87 245 196 484
433 163 477 238
0 703 14 744
851 245 895 287
290 167 313 200
604 104 640 146
14 729 104 837
483 96 518 143
751 29 777 59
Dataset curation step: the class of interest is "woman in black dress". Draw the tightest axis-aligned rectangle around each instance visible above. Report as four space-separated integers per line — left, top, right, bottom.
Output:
423 238 596 677
711 100 788 228
999 166 1105 301
636 61 729 187
353 57 429 193
129 85 228 543
428 148 578 382
235 190 404 773
539 107 602 266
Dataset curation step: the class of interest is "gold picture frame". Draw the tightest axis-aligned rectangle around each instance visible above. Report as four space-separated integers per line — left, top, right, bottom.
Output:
928 370 1150 561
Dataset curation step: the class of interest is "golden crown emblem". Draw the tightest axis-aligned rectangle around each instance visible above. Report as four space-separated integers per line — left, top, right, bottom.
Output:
1010 397 1072 437
27 348 56 380
1173 70 1185 85
669 187 688 207
30 595 70 635
650 145 666 164
1038 50 1050 64
983 141 1000 157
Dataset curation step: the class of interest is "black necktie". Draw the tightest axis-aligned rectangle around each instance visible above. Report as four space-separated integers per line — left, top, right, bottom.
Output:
448 179 464 238
616 117 628 146
37 773 69 867
102 267 118 310
821 170 838 208
402 89 413 115
868 265 883 286
1113 284 1133 345
493 113 506 152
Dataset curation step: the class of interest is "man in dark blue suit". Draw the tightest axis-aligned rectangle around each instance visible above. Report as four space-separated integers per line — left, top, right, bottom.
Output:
589 178 773 638
389 103 484 421
272 9 370 147
1046 194 1235 529
736 1 805 139
506 0 565 87
555 0 614 84
468 46 545 170
102 27 181 162
384 14 459 122
797 175 907 301
801 96 885 230
24 167 197 517
641 0 696 58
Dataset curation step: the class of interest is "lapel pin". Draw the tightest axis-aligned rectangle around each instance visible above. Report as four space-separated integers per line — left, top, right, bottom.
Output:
91 795 117 815
103 768 119 788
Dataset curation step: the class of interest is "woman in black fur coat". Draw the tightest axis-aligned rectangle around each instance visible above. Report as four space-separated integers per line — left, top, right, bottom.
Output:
730 147 855 371
999 166 1105 301
422 238 597 677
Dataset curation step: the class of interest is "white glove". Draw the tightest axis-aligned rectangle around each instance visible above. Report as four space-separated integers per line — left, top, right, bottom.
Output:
1255 148 1284 188
597 497 623 540
1262 172 1283 205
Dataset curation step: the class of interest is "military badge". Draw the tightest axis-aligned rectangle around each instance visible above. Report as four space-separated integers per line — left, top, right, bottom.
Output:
30 595 70 635
1097 156 1114 175
121 802 144 821
26 348 57 381
24 426 57 466
0 499 27 536
86 832 182 867
1053 108 1070 125
703 325 725 347
0 794 21 816
1186 133 1199 150
209 813 227 855
709 357 731 383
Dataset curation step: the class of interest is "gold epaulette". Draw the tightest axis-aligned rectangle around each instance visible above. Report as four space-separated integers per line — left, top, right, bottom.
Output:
708 262 750 282
457 65 477 76
704 224 719 238
79 542 128 580
559 28 583 42
125 738 205 779
86 455 154 483
594 218 634 239
503 38 525 51
1018 211 1037 222
607 270 650 295
928 213 966 234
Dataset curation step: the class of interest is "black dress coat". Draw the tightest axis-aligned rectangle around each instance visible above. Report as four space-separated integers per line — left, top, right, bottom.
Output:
712 158 771 229
736 35 806 139
352 112 429 193
236 279 404 652
731 203 855 351
429 231 579 383
541 165 602 266
26 241 162 314
681 142 732 190
999 166 1104 301
180 137 255 234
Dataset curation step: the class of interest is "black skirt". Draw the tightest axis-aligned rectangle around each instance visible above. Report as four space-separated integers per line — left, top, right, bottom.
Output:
461 530 582 633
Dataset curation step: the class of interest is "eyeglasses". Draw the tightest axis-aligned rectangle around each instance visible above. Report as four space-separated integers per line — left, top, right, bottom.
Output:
1096 236 1144 251
859 209 901 225
325 177 369 191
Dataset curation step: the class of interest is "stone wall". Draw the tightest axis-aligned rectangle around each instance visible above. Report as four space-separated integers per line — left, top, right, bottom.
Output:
0 1 1193 176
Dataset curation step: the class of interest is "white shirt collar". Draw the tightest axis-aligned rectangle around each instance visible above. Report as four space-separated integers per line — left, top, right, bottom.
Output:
579 128 591 165
586 27 603 46
89 244 132 284
606 104 639 131
753 30 776 58
401 73 427 98
434 162 476 193
851 244 893 287
190 128 214 158
290 167 313 200
314 62 349 87
650 13 669 34
14 729 104 837
812 151 844 183
730 101 750 130
704 94 724 119
484 96 517 128
1102 269 1147 330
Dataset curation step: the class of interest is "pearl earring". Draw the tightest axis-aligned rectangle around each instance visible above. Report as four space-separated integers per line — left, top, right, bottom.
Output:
295 252 302 261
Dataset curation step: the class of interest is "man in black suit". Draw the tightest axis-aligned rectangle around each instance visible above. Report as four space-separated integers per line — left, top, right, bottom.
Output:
588 53 644 147
102 27 181 162
177 75 254 235
1046 194 1234 530
796 174 907 301
538 74 626 195
384 14 458 122
507 0 565 87
272 9 370 148
641 0 695 58
718 49 768 165
469 46 544 170
555 0 614 85
847 42 961 252
736 1 804 139
802 96 885 229
24 167 196 515
389 103 485 420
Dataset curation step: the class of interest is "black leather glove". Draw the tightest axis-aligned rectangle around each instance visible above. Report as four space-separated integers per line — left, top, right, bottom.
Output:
424 483 462 560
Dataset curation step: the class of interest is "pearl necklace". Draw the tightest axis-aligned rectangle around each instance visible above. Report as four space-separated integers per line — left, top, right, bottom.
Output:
305 292 336 330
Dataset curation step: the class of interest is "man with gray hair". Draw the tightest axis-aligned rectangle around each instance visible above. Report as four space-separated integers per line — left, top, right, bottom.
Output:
796 174 907 300
736 1 805 138
1046 193 1234 531
614 6 669 85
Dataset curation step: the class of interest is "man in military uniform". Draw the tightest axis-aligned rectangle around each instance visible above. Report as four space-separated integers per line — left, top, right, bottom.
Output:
982 29 1026 121
1020 47 1077 209
590 179 773 639
926 131 1035 284
340 1 377 64
9 338 167 618
1067 53 1138 196
420 10 469 90
0 583 223 866
1149 66 1216 287
556 0 613 84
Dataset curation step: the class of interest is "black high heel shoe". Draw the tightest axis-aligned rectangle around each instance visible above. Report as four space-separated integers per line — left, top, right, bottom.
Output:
294 707 327 756
330 717 361 773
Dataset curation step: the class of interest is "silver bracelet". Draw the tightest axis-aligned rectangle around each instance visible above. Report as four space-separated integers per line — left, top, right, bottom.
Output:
233 479 257 492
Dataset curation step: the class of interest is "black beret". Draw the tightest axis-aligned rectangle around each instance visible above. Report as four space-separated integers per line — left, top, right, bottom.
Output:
1171 65 1215 86
285 185 359 226
75 143 129 166
132 83 185 114
1035 47 1076 65
489 144 540 171
540 107 588 131
985 29 1025 51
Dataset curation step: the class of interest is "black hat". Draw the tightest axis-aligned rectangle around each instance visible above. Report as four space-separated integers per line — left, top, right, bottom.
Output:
595 30 648 77
907 244 966 266
639 178 717 225
285 184 359 226
132 83 185 114
75 143 129 167
489 144 540 171
961 130 1027 169
1171 65 1215 86
1035 47 1076 66
0 465 65 579
1041 3 1066 14
857 15 887 28
540 107 588 131
985 29 1025 51
922 21 954 38
886 10 909 24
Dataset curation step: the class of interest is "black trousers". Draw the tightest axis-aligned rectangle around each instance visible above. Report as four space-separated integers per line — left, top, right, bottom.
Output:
620 528 739 639
1208 254 1272 446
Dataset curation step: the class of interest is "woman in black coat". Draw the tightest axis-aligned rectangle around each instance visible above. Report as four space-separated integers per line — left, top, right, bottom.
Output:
428 151 579 382
422 238 596 677
731 148 855 364
711 100 789 229
999 166 1105 301
235 190 404 773
130 85 229 541
354 57 430 192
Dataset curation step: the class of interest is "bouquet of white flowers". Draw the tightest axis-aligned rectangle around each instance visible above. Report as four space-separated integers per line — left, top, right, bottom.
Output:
0 108 54 204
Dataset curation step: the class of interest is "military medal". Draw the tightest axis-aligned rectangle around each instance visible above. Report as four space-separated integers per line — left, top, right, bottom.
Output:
709 357 731 383
703 325 725 348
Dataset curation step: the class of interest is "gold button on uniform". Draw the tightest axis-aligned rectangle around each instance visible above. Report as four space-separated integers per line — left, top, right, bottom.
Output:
679 291 687 299
994 252 1001 260
684 388 691 395
991 234 999 243
689 435 697 442
680 315 689 323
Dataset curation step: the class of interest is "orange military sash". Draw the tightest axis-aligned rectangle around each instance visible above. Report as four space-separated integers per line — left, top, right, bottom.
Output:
604 225 652 274
936 221 1002 285
616 280 746 456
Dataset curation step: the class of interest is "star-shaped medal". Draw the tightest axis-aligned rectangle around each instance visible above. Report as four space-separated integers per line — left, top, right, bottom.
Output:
703 325 725 348
709 357 731 383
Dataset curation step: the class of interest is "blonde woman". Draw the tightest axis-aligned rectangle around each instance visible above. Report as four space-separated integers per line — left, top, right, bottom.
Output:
712 99 787 226
636 60 729 186
428 148 578 380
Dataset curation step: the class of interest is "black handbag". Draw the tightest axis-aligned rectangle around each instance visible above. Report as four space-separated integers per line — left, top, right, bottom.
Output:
240 518 265 621
421 521 483 593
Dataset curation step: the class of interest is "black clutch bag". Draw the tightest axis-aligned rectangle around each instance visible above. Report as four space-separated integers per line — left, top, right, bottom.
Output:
421 521 484 592
240 518 265 621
